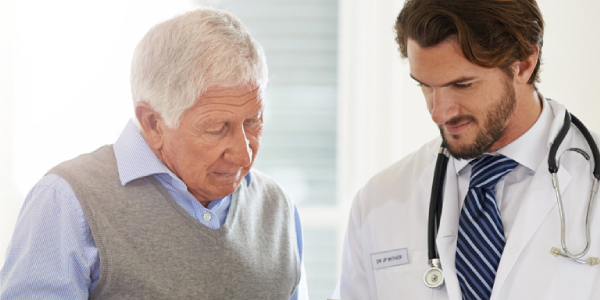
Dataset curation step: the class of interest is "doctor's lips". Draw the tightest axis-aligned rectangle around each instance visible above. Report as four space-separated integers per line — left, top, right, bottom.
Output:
443 116 476 135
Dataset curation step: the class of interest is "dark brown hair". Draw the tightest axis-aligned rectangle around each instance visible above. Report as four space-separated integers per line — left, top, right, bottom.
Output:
395 0 544 85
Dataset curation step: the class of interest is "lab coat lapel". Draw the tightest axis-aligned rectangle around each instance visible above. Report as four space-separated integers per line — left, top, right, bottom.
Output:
491 139 572 298
491 164 571 299
434 158 463 300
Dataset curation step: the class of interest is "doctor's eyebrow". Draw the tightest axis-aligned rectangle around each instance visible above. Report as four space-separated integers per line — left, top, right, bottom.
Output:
410 74 478 87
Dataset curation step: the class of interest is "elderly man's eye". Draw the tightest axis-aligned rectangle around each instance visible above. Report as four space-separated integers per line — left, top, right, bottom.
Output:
244 118 262 126
206 125 226 135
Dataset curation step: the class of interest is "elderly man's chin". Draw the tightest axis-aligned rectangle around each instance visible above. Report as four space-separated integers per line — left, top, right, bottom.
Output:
203 170 248 199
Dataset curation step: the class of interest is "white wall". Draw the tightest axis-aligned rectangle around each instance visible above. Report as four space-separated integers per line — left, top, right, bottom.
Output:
0 0 18 267
2 0 600 275
0 0 193 264
537 0 600 132
337 0 600 201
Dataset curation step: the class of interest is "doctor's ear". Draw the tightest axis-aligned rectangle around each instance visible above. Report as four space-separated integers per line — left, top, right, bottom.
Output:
511 44 540 85
135 101 165 150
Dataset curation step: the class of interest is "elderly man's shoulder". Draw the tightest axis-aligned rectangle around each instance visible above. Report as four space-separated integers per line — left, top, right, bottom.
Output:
245 169 296 207
49 145 116 178
42 145 121 197
245 168 286 193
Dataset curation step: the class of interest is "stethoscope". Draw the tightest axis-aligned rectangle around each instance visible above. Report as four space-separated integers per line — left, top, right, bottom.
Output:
423 110 600 289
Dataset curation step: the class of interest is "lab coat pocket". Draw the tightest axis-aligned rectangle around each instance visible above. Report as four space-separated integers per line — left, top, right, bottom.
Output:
373 251 437 300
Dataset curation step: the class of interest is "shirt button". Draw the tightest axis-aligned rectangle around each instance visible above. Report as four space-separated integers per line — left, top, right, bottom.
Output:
203 213 212 221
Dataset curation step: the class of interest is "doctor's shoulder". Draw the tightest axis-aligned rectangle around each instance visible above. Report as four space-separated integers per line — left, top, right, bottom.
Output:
352 137 442 208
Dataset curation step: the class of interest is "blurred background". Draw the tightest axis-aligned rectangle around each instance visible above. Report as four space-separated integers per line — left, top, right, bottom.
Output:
1 0 600 299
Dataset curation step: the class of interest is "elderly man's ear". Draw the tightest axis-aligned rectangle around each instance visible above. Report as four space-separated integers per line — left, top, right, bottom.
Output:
135 102 165 150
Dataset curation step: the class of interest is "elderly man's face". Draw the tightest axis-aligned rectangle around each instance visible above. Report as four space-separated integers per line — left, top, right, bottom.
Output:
155 84 264 204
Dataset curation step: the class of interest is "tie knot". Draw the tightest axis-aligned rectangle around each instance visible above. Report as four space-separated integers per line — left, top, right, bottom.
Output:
469 155 518 189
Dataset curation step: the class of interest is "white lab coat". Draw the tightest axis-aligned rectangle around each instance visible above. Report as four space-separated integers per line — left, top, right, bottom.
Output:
339 100 600 300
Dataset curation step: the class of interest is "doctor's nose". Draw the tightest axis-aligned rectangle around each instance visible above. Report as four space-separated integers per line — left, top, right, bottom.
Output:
429 91 460 125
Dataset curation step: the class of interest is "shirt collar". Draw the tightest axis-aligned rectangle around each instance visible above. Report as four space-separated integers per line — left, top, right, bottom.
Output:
113 119 251 187
453 94 553 175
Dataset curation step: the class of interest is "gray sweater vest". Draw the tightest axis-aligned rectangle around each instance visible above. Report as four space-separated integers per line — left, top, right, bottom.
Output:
49 145 300 299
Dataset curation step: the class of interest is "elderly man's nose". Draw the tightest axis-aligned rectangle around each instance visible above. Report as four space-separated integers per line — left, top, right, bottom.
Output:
224 129 253 167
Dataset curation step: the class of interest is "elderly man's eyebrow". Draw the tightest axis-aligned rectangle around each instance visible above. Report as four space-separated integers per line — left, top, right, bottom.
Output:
192 108 264 126
247 109 264 119
207 86 261 98
410 74 477 87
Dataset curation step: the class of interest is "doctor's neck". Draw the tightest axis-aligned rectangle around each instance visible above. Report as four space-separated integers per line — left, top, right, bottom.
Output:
486 88 542 154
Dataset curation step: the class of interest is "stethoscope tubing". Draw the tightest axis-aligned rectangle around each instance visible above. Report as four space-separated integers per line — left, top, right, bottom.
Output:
427 145 449 261
569 114 600 179
425 109 600 288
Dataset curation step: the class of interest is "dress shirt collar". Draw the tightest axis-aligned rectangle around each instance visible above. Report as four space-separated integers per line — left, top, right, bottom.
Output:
453 93 553 175
113 119 251 187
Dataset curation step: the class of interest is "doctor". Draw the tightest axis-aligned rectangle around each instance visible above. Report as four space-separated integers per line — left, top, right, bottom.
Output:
339 0 600 299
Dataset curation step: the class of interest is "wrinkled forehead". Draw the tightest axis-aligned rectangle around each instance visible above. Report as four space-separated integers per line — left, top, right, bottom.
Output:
179 84 265 124
199 84 263 106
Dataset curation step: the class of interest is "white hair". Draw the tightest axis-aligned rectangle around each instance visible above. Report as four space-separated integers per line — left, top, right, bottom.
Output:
130 7 268 128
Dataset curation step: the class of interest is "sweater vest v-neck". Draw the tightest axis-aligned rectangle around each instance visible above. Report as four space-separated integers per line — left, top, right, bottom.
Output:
49 145 300 299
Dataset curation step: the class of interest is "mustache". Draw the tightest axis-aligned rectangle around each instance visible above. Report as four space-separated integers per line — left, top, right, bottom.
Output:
444 115 476 126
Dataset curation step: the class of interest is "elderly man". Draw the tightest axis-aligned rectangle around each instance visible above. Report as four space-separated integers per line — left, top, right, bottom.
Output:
1 8 307 299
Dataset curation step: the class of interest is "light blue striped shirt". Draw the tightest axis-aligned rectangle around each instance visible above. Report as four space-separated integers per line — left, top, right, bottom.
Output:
0 120 307 299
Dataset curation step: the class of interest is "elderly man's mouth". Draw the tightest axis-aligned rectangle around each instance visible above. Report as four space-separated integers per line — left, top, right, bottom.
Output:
212 171 240 179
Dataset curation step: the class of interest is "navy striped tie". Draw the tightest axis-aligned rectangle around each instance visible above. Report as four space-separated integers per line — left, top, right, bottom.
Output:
455 155 518 300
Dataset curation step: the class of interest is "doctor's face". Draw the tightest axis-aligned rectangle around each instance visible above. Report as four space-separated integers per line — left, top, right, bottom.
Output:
149 84 264 204
407 36 516 160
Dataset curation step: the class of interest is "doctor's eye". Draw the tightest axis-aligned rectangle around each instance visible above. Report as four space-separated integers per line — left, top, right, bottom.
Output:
454 83 473 89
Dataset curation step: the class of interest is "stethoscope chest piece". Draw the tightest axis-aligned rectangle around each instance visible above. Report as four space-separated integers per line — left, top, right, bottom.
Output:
423 266 444 288
423 258 444 288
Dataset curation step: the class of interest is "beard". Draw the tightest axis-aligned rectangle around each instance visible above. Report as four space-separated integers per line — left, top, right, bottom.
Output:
440 80 517 160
